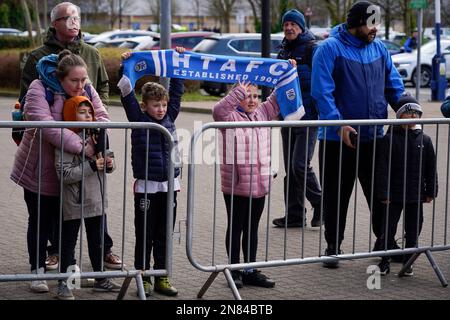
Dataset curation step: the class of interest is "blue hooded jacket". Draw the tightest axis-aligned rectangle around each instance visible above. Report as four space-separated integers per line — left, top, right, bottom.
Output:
311 24 404 141
36 54 65 94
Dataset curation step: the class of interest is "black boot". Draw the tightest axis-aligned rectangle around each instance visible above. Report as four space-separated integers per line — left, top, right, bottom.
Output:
378 257 390 275
322 244 342 269
310 206 324 228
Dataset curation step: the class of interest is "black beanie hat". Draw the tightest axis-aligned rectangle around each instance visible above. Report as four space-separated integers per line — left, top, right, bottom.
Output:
347 1 377 29
393 93 423 119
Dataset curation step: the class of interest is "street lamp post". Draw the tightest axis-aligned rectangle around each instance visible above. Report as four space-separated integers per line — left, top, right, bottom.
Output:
431 0 448 101
160 0 171 89
119 0 122 29
261 0 270 101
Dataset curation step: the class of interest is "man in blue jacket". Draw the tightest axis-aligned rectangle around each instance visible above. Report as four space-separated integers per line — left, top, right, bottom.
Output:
404 30 418 53
273 9 323 229
311 1 404 268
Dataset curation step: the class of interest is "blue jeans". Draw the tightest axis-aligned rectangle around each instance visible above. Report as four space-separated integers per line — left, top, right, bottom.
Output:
281 126 322 220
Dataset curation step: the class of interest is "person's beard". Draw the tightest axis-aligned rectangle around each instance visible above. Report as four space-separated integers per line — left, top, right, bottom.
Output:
355 27 377 44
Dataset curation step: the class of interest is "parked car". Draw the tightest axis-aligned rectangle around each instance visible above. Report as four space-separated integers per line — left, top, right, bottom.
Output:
93 38 130 48
392 39 450 87
193 33 284 95
82 32 97 42
309 26 330 39
424 27 450 40
86 30 158 45
0 28 21 36
149 31 215 50
118 35 158 51
382 39 404 55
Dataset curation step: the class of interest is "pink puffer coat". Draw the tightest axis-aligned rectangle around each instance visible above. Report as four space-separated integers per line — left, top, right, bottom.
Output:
213 86 280 198
10 79 109 196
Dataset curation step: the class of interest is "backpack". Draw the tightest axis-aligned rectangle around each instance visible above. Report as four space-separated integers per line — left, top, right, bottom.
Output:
12 84 93 146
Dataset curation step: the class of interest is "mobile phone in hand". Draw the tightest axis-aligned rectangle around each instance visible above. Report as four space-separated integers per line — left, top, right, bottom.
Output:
349 132 358 147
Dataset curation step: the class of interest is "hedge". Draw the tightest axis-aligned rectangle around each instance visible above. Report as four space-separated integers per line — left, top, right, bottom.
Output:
0 35 32 49
0 47 201 95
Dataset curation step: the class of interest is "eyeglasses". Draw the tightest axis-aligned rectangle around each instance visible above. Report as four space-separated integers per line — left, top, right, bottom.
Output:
402 110 421 116
55 16 81 23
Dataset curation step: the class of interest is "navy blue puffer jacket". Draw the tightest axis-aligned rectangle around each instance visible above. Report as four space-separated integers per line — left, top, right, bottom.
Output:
121 78 183 181
278 30 318 120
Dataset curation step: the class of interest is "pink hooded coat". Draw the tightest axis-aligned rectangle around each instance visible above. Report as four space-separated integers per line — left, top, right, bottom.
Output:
212 86 280 198
10 79 109 196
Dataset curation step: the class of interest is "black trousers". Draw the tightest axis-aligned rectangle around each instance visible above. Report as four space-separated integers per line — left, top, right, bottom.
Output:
223 194 265 264
23 188 59 270
47 207 113 257
378 202 424 262
60 215 104 276
319 140 383 249
281 127 322 220
134 192 177 271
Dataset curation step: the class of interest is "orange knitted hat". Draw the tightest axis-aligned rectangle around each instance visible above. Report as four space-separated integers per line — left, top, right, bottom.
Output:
63 96 95 120
63 96 95 132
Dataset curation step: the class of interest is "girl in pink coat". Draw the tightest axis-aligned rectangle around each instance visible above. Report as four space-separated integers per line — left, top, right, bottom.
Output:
10 50 109 293
213 82 279 289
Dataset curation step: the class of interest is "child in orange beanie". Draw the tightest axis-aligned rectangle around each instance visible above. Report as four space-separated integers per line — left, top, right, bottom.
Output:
54 96 120 300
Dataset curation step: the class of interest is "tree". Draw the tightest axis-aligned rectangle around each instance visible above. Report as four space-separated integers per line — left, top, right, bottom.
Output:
20 0 35 47
372 0 402 40
34 0 43 45
208 0 237 33
145 0 178 27
323 0 355 27
193 0 204 30
0 3 10 28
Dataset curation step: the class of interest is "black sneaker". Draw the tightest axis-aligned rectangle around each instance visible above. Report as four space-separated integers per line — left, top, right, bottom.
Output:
401 265 414 277
272 217 305 228
242 270 275 288
322 247 342 269
310 217 323 228
378 260 390 275
230 271 243 289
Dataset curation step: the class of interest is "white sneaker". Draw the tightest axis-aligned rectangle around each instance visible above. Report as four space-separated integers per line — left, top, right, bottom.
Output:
57 281 74 300
30 267 49 293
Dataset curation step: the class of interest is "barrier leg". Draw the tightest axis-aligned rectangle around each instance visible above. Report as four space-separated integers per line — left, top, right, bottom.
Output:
223 269 242 300
197 271 219 299
398 252 420 277
424 250 448 287
116 275 133 300
135 274 147 300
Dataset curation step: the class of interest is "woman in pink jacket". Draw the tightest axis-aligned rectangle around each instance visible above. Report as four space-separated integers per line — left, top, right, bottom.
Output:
213 82 279 289
10 50 109 293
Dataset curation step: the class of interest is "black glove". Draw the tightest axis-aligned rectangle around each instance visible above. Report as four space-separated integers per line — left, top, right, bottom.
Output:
93 128 109 156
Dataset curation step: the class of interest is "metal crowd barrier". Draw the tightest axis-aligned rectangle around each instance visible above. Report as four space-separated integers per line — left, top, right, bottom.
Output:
0 121 176 300
186 118 450 300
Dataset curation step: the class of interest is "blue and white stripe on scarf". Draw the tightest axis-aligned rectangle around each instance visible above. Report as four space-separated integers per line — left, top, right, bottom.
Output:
122 50 305 120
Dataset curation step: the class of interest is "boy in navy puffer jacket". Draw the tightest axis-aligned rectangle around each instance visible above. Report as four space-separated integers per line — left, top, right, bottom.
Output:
117 48 185 297
375 94 438 276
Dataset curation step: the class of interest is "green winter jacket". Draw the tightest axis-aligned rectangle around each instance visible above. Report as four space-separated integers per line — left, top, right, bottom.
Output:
19 28 109 104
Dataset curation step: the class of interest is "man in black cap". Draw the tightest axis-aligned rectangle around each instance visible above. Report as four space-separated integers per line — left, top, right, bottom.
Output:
273 9 323 229
311 1 404 268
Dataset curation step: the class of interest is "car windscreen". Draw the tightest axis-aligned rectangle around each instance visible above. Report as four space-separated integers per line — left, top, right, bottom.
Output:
193 38 219 52
119 41 139 49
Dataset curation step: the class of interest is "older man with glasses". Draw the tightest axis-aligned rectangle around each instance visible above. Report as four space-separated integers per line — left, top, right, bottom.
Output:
18 2 121 282
20 2 109 102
